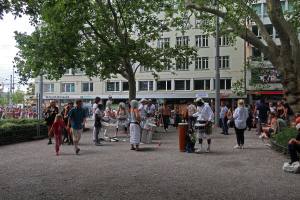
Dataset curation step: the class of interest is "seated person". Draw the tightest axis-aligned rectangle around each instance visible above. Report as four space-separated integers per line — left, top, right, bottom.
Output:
260 112 278 139
287 124 300 164
294 113 300 126
277 117 287 132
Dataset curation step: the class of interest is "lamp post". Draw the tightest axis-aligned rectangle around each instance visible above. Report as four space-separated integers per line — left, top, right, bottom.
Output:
214 0 220 126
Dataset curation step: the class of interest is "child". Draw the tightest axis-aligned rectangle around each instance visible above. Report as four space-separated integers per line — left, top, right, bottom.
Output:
185 129 196 153
50 114 65 156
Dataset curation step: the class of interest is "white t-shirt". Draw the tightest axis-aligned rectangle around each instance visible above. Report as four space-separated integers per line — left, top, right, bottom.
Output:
92 103 98 119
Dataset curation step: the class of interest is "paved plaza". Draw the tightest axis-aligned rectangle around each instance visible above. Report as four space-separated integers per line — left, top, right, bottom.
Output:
0 123 299 200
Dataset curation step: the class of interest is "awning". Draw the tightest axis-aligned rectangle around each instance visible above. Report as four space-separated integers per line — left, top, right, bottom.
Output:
252 91 285 95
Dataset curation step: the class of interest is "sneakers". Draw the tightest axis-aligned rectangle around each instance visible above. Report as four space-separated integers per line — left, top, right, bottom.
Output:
95 142 102 146
48 140 52 145
75 148 80 155
206 147 210 153
234 145 241 149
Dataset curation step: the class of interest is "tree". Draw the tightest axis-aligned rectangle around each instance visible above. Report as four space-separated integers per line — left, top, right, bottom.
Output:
12 90 25 104
183 0 300 112
14 0 194 100
26 83 35 95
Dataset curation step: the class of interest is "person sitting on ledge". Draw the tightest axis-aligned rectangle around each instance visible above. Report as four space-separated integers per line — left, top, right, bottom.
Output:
259 112 278 140
287 124 300 164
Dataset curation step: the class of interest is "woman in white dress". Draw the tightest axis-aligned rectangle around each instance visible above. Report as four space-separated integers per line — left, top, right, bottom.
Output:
130 100 141 151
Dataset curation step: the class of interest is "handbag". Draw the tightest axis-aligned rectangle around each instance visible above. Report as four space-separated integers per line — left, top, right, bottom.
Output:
227 118 235 128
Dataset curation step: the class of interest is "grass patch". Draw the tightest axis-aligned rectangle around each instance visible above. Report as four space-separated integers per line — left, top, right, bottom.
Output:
272 127 298 147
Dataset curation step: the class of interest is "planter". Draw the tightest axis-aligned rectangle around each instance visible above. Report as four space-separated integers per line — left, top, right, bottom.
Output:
270 139 288 155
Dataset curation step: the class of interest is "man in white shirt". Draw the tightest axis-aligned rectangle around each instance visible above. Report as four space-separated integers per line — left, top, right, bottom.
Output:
193 98 214 153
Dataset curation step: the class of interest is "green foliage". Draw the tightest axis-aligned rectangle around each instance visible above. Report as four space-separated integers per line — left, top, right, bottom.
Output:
12 90 25 104
272 127 298 147
232 79 245 97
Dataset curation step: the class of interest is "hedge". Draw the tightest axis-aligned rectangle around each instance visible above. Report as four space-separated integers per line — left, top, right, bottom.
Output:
0 119 48 145
270 127 298 154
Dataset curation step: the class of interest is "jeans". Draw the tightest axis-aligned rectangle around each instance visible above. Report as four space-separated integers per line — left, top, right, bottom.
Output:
162 115 169 130
221 117 228 134
93 126 101 143
288 143 300 163
235 128 245 146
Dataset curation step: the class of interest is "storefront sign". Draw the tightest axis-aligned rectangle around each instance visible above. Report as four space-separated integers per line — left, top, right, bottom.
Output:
196 92 209 98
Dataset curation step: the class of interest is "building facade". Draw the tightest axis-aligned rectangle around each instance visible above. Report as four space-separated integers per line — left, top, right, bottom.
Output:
35 13 248 104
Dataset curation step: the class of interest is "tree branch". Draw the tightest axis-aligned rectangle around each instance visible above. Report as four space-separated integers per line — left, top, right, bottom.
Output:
85 19 113 48
185 0 270 56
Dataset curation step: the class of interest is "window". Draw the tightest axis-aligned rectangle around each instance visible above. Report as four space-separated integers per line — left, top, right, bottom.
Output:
252 4 262 17
220 79 231 90
175 80 190 91
252 25 260 38
194 80 210 90
122 82 129 91
106 82 120 92
176 36 189 46
157 38 170 49
157 80 172 91
214 79 231 90
263 3 268 17
43 83 54 93
61 83 75 93
218 36 231 46
265 24 273 37
141 66 151 72
195 35 208 47
71 69 84 75
82 82 93 92
176 57 189 70
218 56 230 69
195 19 209 28
163 60 172 71
195 57 209 70
138 81 153 91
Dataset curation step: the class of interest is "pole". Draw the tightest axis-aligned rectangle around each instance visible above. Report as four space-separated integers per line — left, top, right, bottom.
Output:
214 0 220 126
38 75 43 120
12 66 15 94
9 75 12 106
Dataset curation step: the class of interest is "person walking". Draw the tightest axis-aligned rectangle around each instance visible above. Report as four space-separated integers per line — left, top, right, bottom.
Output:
256 99 270 136
44 101 59 145
49 114 65 156
68 100 87 155
220 101 229 135
129 100 141 151
233 99 249 149
161 101 171 132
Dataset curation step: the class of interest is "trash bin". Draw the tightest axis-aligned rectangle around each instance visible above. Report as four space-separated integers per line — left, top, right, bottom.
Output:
178 123 188 152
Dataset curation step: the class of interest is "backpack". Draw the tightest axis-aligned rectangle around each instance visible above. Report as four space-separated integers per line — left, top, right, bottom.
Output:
282 161 300 174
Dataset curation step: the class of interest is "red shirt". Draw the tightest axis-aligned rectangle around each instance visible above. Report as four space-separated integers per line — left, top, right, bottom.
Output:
52 120 64 135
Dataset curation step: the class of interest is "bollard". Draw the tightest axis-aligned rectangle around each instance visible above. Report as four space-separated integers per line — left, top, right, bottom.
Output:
178 123 188 152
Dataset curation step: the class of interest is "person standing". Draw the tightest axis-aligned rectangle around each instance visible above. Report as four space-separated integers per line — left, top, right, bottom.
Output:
94 103 104 145
256 99 270 136
129 100 141 151
187 101 197 130
44 101 59 145
61 102 74 145
233 99 249 149
68 100 87 155
220 101 229 135
114 102 128 141
92 97 101 142
193 98 214 153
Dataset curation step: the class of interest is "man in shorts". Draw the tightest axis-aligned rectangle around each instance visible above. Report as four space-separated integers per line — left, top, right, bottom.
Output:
193 98 214 153
68 100 87 155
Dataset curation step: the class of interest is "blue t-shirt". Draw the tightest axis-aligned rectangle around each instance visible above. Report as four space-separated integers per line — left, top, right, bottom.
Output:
68 107 87 130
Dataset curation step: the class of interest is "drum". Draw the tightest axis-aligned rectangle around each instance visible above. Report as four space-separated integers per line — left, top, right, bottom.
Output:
195 120 206 130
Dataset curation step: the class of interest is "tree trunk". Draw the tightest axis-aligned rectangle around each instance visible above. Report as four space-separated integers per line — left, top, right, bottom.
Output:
283 63 300 114
128 74 136 101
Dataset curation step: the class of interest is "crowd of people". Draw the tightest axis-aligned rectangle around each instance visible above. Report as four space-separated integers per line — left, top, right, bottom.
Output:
0 106 37 119
41 96 299 169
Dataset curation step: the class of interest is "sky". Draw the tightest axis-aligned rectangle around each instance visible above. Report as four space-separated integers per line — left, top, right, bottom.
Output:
0 13 35 92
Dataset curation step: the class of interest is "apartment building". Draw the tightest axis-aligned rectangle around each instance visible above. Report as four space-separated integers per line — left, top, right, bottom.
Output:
246 0 293 101
35 13 247 104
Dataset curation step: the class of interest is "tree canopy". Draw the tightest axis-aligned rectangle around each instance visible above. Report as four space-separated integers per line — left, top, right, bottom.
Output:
14 0 194 100
183 0 300 112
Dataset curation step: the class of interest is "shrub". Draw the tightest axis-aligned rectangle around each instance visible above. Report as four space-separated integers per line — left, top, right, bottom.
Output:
272 127 298 147
0 119 48 145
